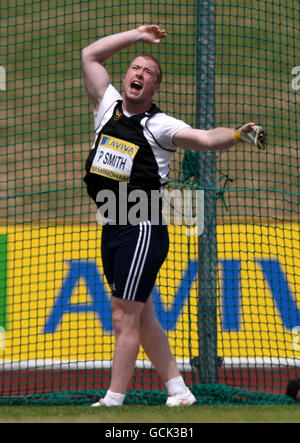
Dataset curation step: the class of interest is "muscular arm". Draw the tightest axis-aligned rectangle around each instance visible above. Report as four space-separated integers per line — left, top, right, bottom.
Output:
172 122 256 151
81 25 166 111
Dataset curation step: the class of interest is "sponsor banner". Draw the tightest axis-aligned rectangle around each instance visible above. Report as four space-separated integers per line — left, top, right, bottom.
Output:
0 224 299 362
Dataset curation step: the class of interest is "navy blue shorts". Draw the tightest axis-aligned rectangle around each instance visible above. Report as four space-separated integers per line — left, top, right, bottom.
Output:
101 222 169 303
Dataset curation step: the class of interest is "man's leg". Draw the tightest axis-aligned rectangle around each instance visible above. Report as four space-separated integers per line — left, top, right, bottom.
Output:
139 294 197 406
109 297 145 394
139 294 180 382
92 296 145 407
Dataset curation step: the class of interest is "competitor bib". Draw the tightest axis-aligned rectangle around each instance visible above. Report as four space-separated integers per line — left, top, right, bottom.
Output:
90 134 140 182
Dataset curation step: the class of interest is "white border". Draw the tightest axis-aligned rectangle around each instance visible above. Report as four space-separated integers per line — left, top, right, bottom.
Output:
1 357 300 371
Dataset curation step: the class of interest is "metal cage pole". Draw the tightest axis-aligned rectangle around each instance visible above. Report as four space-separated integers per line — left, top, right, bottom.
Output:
195 0 219 384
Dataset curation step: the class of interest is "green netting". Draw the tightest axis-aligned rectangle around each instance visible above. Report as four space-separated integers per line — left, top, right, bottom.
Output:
0 0 299 405
0 384 295 406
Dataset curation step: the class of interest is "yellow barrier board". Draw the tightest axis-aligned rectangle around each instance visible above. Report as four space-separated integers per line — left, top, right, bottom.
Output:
0 224 299 362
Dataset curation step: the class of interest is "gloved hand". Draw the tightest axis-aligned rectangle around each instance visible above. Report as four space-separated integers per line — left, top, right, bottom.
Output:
234 124 267 150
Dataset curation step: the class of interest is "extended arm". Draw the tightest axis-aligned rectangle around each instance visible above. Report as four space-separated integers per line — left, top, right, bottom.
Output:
173 122 266 151
81 25 166 111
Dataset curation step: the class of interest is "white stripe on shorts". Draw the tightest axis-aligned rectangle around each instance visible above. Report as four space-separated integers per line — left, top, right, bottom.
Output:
123 221 152 301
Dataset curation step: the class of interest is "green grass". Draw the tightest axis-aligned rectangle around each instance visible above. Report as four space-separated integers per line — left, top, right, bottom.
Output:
0 404 300 423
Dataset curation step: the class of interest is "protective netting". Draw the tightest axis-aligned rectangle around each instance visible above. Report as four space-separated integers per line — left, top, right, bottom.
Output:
0 384 294 406
0 0 299 405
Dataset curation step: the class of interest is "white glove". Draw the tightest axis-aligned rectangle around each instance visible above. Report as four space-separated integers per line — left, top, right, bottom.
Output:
235 125 266 150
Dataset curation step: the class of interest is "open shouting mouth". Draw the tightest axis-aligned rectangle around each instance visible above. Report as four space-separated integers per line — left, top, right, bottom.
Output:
130 81 143 92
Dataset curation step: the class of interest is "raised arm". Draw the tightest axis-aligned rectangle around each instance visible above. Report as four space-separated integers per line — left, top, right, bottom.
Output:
81 25 166 111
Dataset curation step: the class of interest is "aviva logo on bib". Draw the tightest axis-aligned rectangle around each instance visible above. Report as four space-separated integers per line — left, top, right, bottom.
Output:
100 134 140 156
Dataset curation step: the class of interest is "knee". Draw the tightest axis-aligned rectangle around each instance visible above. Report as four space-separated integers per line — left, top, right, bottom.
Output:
111 298 144 337
140 303 159 330
111 307 140 337
112 309 126 336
